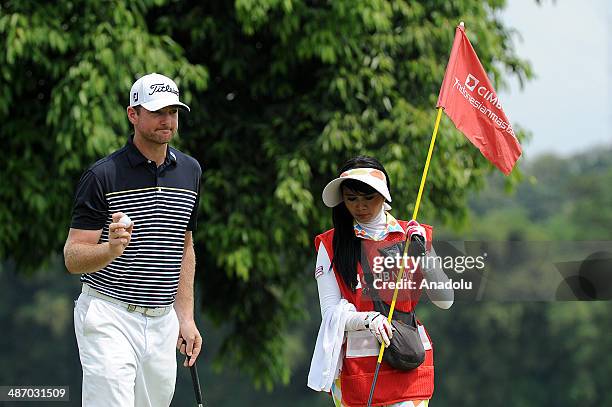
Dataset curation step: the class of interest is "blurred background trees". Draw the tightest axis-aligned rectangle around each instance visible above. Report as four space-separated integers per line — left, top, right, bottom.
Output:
1 0 610 406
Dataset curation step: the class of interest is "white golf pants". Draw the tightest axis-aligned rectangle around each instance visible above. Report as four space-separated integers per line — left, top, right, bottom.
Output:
74 292 180 407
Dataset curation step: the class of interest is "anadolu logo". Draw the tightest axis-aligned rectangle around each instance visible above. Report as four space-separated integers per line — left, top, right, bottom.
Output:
465 74 479 92
464 73 502 109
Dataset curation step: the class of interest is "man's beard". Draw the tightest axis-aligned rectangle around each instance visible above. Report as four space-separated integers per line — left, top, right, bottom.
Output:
144 129 175 144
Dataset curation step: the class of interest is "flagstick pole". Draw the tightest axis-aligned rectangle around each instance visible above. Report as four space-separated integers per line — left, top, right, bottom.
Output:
366 106 443 407
412 107 443 220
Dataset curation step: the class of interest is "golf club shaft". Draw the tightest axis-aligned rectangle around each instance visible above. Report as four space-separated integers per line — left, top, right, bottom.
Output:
367 362 382 406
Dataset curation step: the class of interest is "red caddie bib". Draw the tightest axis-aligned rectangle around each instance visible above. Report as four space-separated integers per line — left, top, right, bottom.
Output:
314 221 435 406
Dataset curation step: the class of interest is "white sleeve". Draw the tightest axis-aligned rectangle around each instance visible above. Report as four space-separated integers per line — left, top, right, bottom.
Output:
315 242 370 330
315 242 342 319
422 245 454 309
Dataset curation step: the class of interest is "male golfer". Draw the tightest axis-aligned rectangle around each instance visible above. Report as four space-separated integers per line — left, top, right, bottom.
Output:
64 73 202 406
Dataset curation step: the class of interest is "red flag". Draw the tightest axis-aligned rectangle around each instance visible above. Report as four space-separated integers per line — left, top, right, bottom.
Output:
437 24 521 175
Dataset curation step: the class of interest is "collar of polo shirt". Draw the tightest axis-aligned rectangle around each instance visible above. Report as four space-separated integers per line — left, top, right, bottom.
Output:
126 134 178 168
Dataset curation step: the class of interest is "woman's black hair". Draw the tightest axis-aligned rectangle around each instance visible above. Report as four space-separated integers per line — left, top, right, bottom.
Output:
331 156 391 292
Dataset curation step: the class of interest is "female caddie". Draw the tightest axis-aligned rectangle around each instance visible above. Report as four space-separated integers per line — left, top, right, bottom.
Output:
308 156 453 407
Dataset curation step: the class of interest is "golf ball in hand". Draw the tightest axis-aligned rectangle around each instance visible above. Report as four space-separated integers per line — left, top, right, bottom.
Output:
119 215 132 228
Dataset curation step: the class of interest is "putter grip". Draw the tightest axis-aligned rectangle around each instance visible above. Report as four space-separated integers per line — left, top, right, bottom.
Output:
189 360 203 406
408 233 426 258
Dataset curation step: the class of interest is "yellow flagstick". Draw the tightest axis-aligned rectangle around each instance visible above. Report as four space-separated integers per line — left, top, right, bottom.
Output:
412 107 443 221
366 106 443 407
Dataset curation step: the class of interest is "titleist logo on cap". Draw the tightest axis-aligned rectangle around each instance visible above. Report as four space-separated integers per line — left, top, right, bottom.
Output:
148 83 179 96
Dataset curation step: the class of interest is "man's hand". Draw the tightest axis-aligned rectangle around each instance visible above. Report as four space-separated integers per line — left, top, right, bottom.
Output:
64 212 134 274
108 212 133 258
177 319 202 367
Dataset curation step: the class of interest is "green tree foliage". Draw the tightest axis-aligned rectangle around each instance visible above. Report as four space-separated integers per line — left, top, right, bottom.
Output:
0 0 531 388
428 147 612 406
469 148 612 240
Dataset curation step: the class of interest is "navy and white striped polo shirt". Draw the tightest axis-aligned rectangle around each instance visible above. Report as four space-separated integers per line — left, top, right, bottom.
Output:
70 136 201 307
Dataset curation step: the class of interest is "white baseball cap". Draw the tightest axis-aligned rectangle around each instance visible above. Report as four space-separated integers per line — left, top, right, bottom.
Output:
322 167 392 208
129 73 190 112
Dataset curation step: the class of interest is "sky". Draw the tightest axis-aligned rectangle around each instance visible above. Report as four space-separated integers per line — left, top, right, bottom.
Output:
499 0 610 158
